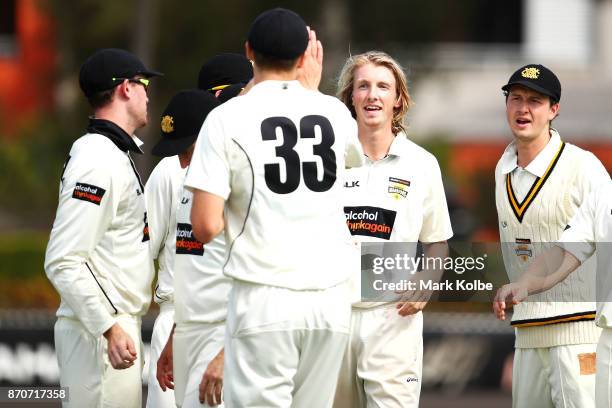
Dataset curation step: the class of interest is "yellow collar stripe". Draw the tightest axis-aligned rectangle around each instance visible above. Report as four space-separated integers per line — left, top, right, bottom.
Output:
506 142 566 223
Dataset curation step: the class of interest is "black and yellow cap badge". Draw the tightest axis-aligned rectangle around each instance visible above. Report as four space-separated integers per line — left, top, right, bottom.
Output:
501 63 561 102
161 115 174 133
521 67 540 79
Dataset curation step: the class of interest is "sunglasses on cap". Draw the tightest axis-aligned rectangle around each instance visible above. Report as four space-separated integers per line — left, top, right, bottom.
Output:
112 77 150 91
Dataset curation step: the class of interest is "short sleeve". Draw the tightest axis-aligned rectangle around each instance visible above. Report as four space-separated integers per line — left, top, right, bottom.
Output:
184 111 231 200
343 117 364 169
572 151 609 205
559 188 598 263
419 155 454 243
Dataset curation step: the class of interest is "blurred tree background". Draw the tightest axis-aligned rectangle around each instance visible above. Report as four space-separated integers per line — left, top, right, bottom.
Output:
0 0 524 228
1 0 609 308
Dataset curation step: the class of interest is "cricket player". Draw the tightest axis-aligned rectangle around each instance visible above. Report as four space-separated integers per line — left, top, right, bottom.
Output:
44 48 161 408
495 180 612 407
145 54 252 408
334 51 453 408
185 8 363 407
147 89 229 408
493 64 609 407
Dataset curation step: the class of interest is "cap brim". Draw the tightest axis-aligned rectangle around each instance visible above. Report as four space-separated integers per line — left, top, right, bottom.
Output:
217 83 246 103
151 134 196 157
140 69 164 78
502 81 557 101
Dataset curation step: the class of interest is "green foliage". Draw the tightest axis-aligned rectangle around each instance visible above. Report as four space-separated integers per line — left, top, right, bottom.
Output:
0 231 48 279
0 114 74 225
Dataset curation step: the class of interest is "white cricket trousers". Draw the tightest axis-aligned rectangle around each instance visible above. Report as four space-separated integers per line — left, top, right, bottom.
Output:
596 328 612 408
146 302 175 408
333 305 423 408
223 280 351 408
512 343 597 408
173 321 225 408
54 315 143 408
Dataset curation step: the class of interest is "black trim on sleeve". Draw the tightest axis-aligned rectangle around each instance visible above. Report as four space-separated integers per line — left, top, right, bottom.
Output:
85 262 118 315
223 139 255 271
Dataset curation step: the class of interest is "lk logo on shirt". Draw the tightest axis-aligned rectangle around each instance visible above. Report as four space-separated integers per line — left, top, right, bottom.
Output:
344 206 397 240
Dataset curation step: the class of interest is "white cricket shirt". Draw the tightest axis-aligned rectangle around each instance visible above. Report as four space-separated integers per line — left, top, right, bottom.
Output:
173 188 230 324
560 181 612 328
343 133 453 244
495 129 608 347
145 156 186 304
185 80 363 290
45 123 154 337
343 133 453 307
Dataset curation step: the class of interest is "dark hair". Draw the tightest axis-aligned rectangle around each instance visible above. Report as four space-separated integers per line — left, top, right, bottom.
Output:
252 51 299 72
87 87 115 109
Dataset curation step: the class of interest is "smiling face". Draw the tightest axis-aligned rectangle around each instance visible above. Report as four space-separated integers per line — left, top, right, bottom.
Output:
506 84 559 143
351 63 400 132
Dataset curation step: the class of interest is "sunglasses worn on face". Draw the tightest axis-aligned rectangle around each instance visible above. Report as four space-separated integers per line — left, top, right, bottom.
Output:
112 77 150 91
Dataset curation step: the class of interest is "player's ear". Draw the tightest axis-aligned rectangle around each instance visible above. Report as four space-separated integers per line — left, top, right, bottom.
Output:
245 42 254 62
549 101 560 120
295 53 306 69
114 79 129 100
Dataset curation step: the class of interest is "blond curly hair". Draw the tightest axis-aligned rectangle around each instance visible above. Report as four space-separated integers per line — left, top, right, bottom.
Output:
337 51 413 135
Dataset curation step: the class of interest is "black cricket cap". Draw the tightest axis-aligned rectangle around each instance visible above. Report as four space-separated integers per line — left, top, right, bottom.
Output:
198 53 253 91
216 82 247 103
79 48 163 97
502 64 561 103
152 90 220 157
247 8 308 60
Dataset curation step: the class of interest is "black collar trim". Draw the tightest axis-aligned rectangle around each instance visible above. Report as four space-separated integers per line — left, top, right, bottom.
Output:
506 142 565 223
86 118 143 154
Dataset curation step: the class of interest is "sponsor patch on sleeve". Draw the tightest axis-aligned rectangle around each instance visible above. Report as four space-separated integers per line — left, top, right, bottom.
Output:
344 206 397 240
176 223 204 256
72 182 106 205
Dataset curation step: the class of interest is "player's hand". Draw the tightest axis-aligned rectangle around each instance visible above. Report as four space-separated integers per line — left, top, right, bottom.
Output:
396 289 432 316
156 332 174 391
199 348 224 405
103 323 137 369
493 283 528 320
297 26 323 90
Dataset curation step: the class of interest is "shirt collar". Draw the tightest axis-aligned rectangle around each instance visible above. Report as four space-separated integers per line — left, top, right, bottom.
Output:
500 128 562 177
86 118 144 154
250 80 303 94
387 132 409 158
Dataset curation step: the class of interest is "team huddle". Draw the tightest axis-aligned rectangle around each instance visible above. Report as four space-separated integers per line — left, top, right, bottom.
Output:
43 6 611 408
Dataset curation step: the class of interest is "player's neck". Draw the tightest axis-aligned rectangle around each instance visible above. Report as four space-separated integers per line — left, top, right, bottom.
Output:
358 125 395 161
253 68 298 83
94 106 137 136
515 129 551 168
